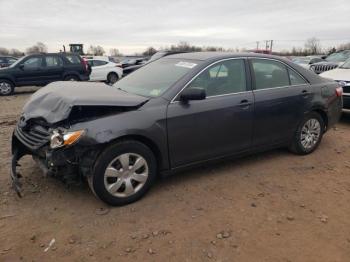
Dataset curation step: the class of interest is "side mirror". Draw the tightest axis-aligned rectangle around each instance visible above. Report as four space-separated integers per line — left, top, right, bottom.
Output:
19 64 24 70
180 87 206 102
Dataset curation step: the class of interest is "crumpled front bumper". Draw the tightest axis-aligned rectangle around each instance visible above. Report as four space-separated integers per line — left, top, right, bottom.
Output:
10 132 94 197
10 146 23 197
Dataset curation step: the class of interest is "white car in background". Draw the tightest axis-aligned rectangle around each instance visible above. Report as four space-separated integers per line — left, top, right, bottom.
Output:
320 58 350 109
87 59 123 84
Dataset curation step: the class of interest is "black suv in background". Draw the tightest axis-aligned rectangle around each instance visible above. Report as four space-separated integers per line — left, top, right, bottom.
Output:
0 56 18 68
0 53 90 95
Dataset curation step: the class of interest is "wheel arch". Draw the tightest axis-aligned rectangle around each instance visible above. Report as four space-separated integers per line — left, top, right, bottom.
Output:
102 134 166 174
63 72 81 80
0 77 15 86
107 70 121 79
311 107 328 130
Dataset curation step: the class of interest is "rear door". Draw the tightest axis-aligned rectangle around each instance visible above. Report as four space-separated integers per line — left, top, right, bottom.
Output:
249 58 311 147
43 55 64 83
89 60 109 81
167 58 254 167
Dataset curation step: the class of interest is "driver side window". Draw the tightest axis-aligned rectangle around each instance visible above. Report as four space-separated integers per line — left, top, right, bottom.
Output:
23 57 42 70
187 59 246 97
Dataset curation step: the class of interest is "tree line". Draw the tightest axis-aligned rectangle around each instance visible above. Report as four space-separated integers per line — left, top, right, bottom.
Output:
1 38 350 57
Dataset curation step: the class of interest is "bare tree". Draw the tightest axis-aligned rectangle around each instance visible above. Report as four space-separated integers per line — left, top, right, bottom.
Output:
337 42 350 51
304 37 321 55
170 41 202 52
26 42 48 54
109 48 122 57
87 45 105 56
0 47 9 55
142 47 157 56
9 48 24 57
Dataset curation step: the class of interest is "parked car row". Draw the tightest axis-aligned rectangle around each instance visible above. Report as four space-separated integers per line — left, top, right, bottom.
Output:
0 56 18 68
292 50 350 74
122 51 187 76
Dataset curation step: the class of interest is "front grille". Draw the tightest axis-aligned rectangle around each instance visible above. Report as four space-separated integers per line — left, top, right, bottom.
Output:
15 124 50 150
312 64 338 74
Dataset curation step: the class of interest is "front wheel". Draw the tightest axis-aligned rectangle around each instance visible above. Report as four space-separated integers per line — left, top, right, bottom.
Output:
88 140 157 206
0 80 14 96
289 112 325 155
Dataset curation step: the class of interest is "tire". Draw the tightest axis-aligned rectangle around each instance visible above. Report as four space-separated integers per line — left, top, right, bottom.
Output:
0 79 14 96
289 112 325 155
64 75 79 81
88 140 157 206
107 72 119 84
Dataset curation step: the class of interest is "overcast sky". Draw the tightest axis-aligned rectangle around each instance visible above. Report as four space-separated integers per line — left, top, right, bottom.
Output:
0 0 349 54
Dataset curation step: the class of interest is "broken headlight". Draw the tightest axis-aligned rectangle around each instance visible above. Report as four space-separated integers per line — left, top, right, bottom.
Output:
50 130 85 149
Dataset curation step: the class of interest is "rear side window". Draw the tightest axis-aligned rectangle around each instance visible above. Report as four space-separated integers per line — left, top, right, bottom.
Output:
92 60 108 67
45 56 63 67
188 59 246 96
65 55 81 64
251 59 289 90
288 69 307 85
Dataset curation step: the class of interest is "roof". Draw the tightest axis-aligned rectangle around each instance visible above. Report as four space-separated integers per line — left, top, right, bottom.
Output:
166 51 286 61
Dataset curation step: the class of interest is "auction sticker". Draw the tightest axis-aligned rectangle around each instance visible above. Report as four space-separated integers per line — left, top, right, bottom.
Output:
175 61 197 69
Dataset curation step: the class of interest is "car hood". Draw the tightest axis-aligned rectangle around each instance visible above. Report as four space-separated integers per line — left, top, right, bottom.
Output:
22 81 148 124
320 68 350 81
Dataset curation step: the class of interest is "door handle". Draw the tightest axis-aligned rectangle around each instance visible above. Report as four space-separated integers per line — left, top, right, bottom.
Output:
301 90 310 98
239 99 252 108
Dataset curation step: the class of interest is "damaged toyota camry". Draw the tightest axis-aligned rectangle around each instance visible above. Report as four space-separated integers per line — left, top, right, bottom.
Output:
11 52 343 206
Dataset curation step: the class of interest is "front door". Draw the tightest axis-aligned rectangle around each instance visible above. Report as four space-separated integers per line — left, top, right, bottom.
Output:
14 56 46 86
167 58 254 168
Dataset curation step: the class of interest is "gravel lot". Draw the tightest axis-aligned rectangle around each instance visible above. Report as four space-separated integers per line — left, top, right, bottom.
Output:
1 87 350 261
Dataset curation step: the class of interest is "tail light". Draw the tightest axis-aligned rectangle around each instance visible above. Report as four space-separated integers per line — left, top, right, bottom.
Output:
81 58 88 72
335 86 343 97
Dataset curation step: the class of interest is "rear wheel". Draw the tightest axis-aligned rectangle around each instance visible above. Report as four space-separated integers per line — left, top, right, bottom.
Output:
107 72 119 84
88 140 157 206
64 75 79 81
0 79 14 96
289 112 325 155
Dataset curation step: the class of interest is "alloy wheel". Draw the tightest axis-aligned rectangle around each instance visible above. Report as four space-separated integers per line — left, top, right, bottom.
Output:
0 81 12 95
103 153 149 198
300 118 321 150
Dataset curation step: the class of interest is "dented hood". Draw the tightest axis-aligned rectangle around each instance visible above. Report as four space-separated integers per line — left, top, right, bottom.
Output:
23 81 148 124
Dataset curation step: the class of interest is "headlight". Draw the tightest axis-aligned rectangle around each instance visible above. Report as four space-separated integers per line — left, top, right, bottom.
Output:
50 130 85 149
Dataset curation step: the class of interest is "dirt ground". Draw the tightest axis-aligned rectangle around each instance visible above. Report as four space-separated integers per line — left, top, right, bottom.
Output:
0 87 350 262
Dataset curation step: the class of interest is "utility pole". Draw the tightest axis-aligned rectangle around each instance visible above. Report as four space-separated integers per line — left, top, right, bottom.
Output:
270 40 273 52
256 41 260 50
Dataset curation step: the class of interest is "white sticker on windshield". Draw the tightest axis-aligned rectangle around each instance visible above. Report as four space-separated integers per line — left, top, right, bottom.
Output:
175 61 197 69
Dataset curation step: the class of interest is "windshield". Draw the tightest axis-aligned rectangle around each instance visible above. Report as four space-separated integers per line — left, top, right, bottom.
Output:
149 52 166 62
113 58 199 97
9 56 27 67
325 51 350 63
340 58 350 69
